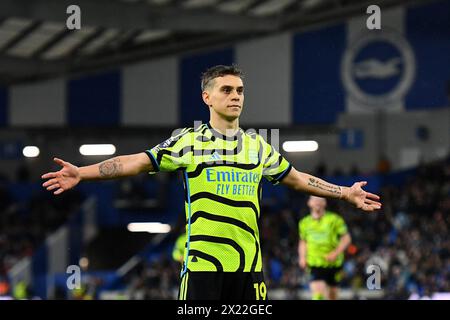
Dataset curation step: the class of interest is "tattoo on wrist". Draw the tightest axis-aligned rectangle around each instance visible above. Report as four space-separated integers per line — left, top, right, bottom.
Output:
308 178 342 197
99 158 123 178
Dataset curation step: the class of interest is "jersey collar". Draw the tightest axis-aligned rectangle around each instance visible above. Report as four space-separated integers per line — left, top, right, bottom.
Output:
206 122 243 141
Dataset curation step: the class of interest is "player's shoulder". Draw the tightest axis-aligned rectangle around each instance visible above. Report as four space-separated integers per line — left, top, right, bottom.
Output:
299 214 313 225
242 128 259 140
176 233 187 243
174 125 207 142
166 126 195 140
242 129 273 151
156 127 194 148
325 211 344 220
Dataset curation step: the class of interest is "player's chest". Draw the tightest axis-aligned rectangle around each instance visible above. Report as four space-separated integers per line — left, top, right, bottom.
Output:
306 223 333 240
192 138 261 166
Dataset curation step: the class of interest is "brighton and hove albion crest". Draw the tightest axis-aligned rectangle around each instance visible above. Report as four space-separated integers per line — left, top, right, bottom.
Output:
341 30 416 108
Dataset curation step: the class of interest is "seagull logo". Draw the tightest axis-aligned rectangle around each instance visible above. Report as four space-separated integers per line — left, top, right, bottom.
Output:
353 57 402 79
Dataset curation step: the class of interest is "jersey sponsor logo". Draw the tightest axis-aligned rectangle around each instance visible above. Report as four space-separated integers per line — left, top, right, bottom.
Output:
205 168 260 183
205 168 260 197
309 231 329 242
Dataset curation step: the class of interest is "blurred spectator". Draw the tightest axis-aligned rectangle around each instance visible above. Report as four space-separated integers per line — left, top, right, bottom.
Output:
0 276 10 297
377 154 391 174
12 280 31 300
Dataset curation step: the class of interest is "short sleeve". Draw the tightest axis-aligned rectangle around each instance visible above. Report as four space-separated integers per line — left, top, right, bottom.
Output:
334 215 348 236
146 128 194 173
259 135 292 185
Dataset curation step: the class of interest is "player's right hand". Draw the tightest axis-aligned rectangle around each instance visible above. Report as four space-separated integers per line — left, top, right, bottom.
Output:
41 158 81 195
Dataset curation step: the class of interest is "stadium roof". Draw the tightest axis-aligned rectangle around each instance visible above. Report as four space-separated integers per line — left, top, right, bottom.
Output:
0 0 433 84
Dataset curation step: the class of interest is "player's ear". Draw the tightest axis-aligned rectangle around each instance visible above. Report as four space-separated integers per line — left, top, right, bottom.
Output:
202 91 211 107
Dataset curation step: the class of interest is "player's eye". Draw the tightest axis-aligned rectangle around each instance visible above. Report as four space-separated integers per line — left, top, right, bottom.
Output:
237 88 244 94
222 87 232 94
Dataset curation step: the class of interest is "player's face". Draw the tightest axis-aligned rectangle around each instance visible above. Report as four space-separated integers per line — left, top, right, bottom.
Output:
203 75 244 121
307 196 327 213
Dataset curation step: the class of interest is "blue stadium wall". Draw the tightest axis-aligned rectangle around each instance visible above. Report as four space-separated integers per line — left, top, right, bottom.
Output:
1 0 449 128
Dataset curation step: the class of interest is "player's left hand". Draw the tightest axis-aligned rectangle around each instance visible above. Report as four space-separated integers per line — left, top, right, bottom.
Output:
325 251 338 262
343 181 381 212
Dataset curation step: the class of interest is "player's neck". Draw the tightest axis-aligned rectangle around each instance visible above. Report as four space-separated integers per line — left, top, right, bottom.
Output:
312 211 325 220
209 117 239 136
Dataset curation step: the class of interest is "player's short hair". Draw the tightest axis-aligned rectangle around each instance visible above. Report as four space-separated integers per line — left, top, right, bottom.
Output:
201 64 244 91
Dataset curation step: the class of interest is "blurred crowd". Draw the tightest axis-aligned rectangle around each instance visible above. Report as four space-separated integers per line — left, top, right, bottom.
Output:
0 182 83 298
124 254 180 300
262 156 450 299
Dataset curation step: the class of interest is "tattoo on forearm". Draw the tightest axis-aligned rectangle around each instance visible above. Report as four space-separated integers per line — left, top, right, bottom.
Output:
308 178 342 197
99 158 123 178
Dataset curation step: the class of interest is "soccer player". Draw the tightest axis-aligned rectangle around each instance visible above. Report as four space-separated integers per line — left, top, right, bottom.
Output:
41 65 381 300
298 196 351 300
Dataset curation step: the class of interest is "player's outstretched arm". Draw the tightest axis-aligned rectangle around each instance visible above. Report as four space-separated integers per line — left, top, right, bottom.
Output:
298 240 307 269
281 168 382 212
41 153 153 195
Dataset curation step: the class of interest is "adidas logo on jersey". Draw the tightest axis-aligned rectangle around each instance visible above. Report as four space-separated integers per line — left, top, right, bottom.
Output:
210 152 221 161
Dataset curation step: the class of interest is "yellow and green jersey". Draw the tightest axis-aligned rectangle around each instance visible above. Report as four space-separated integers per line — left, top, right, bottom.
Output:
146 123 291 273
172 233 186 263
299 211 348 268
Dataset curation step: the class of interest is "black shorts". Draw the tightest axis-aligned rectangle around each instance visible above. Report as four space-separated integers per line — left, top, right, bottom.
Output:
309 267 342 286
178 272 267 300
